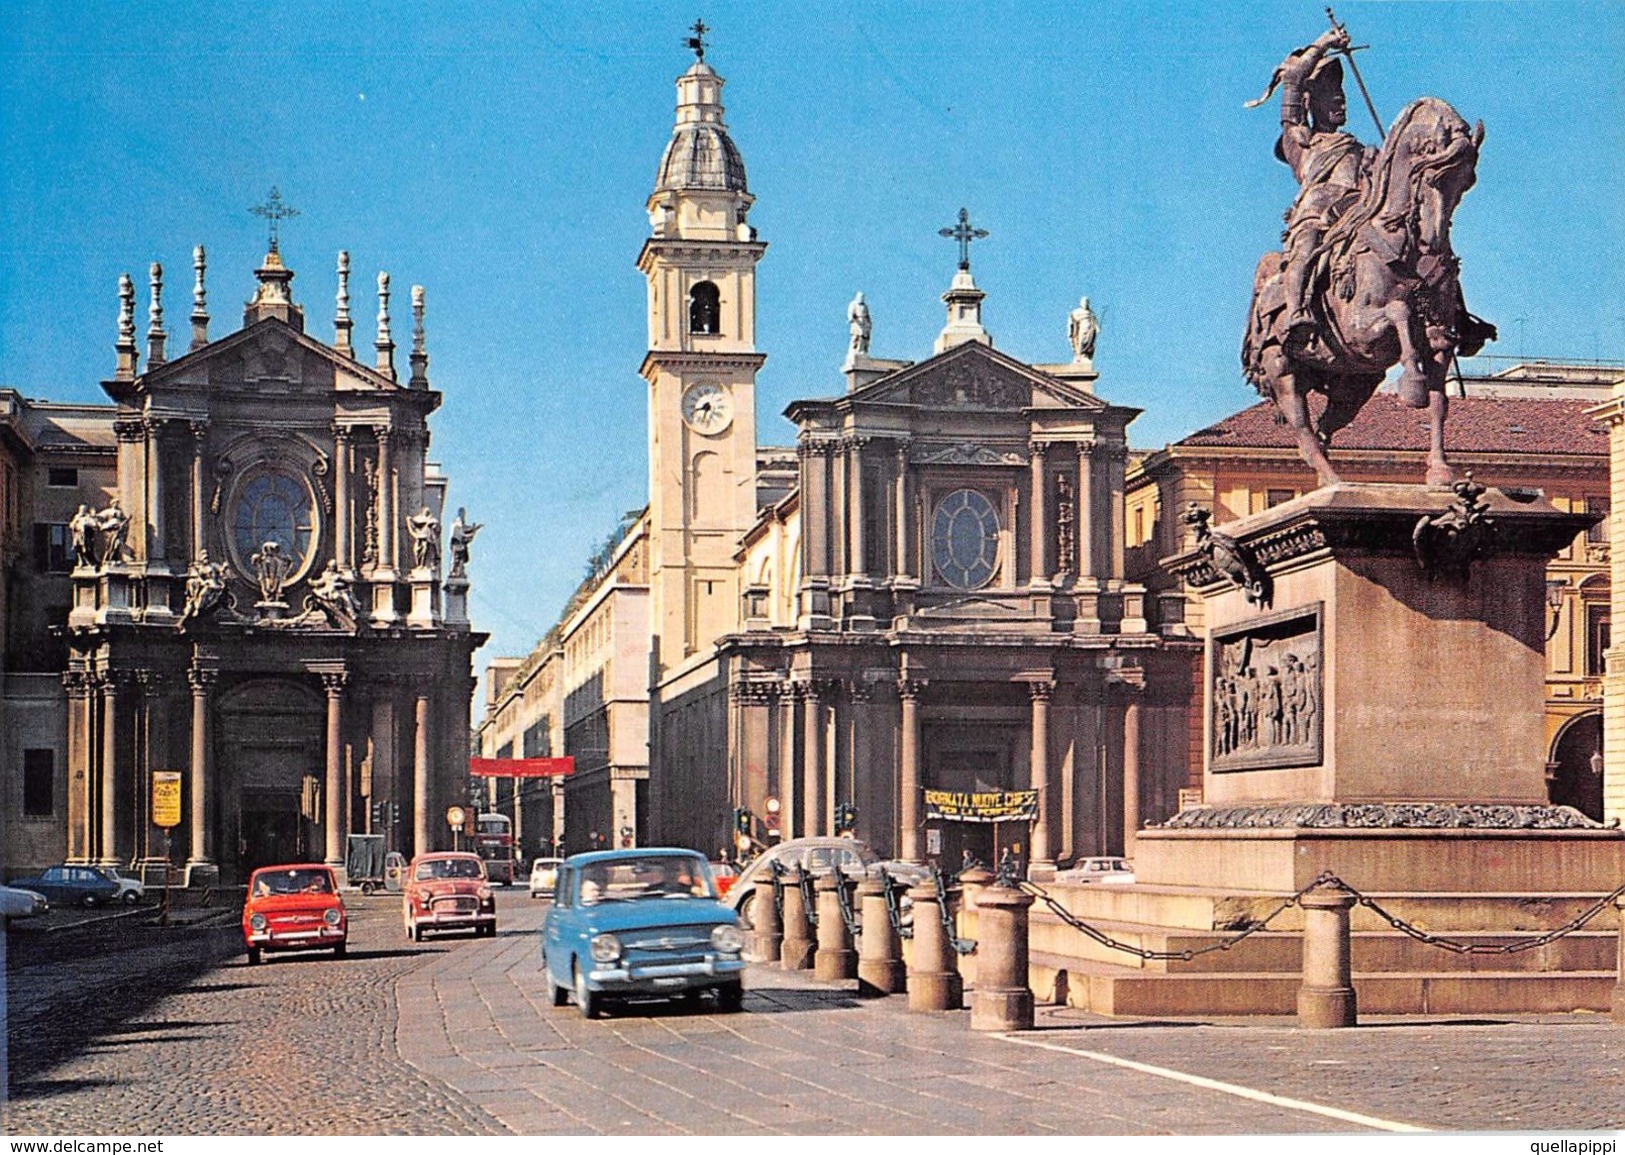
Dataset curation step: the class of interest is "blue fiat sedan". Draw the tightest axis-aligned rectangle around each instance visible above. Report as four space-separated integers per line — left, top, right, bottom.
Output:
541 848 745 1019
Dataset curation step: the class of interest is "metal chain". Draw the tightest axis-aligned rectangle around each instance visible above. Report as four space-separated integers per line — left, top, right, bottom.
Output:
798 867 819 931
769 858 785 926
882 871 913 940
1335 876 1625 955
932 865 977 955
834 871 858 937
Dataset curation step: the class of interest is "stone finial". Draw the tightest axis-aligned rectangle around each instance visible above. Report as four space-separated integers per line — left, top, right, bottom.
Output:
190 246 210 350
375 271 396 380
334 250 353 357
116 272 139 380
147 262 167 366
409 284 428 387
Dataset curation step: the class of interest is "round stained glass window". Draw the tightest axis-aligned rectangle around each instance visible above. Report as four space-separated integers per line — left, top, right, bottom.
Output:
231 471 315 576
931 488 1000 590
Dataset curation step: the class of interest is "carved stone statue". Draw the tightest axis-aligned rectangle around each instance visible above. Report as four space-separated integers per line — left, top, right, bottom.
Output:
448 507 481 580
176 551 230 631
1067 296 1098 362
96 497 130 564
70 504 98 569
847 291 871 356
1242 18 1495 487
406 505 441 571
250 540 294 604
307 560 360 630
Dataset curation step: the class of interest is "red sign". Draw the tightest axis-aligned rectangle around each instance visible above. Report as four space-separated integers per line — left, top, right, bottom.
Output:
469 757 575 778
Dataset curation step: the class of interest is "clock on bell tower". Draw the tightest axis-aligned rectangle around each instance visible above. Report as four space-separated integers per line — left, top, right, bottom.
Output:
637 36 766 672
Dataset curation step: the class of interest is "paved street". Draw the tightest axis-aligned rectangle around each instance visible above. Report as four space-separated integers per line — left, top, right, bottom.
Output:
5 889 1622 1135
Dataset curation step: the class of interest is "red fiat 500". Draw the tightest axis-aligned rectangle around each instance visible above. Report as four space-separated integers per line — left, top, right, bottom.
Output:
242 863 348 965
403 851 497 941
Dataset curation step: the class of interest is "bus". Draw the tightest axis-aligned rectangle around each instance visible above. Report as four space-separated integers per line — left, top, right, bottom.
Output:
473 812 517 885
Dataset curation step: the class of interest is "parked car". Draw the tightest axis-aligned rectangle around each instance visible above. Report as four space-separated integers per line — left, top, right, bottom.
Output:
1056 857 1136 885
242 863 348 965
0 885 48 918
725 837 880 918
528 857 564 900
8 865 121 908
102 866 146 905
403 851 497 941
541 849 745 1019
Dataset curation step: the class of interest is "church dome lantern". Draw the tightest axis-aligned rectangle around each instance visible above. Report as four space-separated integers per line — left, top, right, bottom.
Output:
654 61 749 195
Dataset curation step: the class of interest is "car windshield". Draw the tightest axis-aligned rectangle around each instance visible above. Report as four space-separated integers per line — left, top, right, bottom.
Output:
576 855 715 904
253 869 333 897
416 858 485 881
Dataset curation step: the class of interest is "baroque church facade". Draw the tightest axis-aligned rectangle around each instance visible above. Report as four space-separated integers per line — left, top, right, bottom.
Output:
478 45 1195 869
50 240 483 884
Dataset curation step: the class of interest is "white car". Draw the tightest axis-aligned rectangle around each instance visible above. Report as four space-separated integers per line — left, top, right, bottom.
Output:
0 885 48 918
528 857 563 899
1056 857 1136 885
103 866 146 905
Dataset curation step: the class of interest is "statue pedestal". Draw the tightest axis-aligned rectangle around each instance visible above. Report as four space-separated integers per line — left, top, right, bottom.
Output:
408 568 439 627
369 568 398 625
443 575 469 625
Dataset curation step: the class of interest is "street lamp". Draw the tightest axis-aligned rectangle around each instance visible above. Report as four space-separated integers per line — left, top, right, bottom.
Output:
1545 577 1567 640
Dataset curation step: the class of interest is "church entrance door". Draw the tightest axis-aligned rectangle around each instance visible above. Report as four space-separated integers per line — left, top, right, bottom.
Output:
925 737 1013 870
218 678 325 881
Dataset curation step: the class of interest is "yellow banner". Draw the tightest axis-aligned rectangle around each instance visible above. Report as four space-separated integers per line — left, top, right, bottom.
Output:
923 788 1038 823
152 771 183 829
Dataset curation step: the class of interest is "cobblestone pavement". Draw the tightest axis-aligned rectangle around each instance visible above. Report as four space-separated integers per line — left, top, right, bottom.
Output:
6 890 1622 1135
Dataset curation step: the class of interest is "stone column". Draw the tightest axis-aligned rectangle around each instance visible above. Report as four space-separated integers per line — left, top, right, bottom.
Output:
1028 679 1055 873
801 682 824 838
186 666 216 869
321 671 347 868
145 418 165 564
136 671 169 871
376 427 395 574
1029 441 1050 589
98 672 120 866
1106 443 1127 580
333 426 352 574
188 421 207 560
893 440 912 580
1122 692 1143 860
1612 895 1625 1024
970 882 1036 1031
414 686 432 854
849 438 867 578
1077 441 1097 578
898 678 924 863
778 683 799 839
813 872 857 981
64 672 92 863
1297 889 1358 1028
856 878 906 996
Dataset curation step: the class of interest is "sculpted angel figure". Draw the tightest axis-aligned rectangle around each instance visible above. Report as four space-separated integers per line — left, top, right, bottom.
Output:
176 551 229 630
448 507 482 579
308 560 360 629
96 497 130 564
407 505 441 571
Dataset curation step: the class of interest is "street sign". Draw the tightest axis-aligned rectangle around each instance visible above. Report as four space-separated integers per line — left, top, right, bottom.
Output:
446 805 467 830
152 771 182 829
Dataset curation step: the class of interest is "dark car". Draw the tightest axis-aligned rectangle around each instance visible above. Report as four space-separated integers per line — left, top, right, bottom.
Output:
9 865 122 908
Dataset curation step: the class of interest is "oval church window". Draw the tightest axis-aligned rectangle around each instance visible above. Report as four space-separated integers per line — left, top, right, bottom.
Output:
931 488 1000 590
231 470 315 577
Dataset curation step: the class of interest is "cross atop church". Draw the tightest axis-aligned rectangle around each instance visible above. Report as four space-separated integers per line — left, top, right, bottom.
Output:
939 207 988 272
686 19 709 62
250 187 300 254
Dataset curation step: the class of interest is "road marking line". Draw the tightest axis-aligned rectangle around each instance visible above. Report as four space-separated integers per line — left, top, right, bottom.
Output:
996 1034 1430 1133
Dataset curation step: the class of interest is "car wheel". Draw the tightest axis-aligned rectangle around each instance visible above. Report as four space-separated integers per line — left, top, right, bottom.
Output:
573 960 601 1020
334 942 347 958
81 893 99 908
716 981 744 1013
411 922 423 943
360 882 376 897
247 946 261 966
550 971 570 1007
122 891 140 905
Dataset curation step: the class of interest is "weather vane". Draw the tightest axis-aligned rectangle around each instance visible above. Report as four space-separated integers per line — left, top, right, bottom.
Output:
686 18 709 62
939 207 989 272
250 187 299 254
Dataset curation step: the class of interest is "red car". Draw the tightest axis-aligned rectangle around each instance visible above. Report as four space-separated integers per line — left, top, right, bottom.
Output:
242 864 348 965
402 851 497 941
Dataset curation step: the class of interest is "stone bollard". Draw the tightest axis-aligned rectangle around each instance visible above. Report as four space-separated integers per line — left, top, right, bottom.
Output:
779 868 816 971
856 878 906 997
971 880 1035 1031
906 880 962 1012
1297 888 1358 1028
814 872 858 981
749 873 782 963
1612 895 1625 1025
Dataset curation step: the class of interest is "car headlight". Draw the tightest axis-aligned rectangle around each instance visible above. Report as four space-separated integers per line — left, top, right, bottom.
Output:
249 913 267 931
323 908 342 927
710 924 744 954
477 887 492 901
589 932 622 963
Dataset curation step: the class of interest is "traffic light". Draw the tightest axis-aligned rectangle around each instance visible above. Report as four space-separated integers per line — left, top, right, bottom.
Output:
389 801 400 827
733 807 753 836
834 802 858 834
370 801 384 828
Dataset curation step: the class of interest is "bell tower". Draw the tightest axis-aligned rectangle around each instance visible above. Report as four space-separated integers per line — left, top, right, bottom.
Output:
637 27 766 674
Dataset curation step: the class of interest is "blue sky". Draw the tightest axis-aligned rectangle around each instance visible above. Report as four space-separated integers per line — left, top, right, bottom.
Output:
2 1 1620 674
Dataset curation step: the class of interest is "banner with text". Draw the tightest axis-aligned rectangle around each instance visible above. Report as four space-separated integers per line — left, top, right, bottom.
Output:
922 788 1038 824
469 756 576 778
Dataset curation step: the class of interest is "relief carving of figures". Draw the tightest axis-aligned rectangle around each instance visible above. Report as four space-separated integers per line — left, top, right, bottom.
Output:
1212 619 1321 770
96 498 130 564
69 504 98 569
1053 472 1076 583
448 507 481 579
306 560 360 631
250 541 295 605
406 505 441 571
175 551 231 631
915 362 1026 409
360 457 379 565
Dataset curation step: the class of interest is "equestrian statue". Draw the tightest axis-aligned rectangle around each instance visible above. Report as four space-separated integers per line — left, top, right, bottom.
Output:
1242 11 1496 488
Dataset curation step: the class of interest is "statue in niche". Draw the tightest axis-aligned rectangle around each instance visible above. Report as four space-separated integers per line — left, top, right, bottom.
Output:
448 507 482 579
406 505 441 571
847 291 871 356
176 551 230 631
251 540 294 605
1067 296 1098 362
96 497 130 564
1054 472 1077 582
70 504 99 569
307 560 360 630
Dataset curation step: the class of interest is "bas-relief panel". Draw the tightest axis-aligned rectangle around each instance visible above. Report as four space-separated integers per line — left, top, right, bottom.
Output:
1209 603 1323 773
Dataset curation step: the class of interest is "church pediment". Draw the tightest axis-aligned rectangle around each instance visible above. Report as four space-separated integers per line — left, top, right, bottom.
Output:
135 318 400 396
851 341 1106 413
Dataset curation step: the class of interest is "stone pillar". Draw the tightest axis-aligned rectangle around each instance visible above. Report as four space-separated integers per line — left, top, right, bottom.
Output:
188 421 207 560
893 441 912 580
801 682 825 838
1122 692 1143 860
1297 889 1358 1028
321 671 347 868
98 673 120 866
748 874 782 963
1028 679 1055 873
64 672 92 863
779 868 815 970
1029 440 1050 589
1077 441 1097 578
1106 443 1127 580
777 683 798 839
849 439 867 579
857 877 906 997
414 687 432 855
906 880 962 1011
813 871 857 981
145 418 165 564
1613 896 1625 1024
333 426 352 574
802 442 828 576
898 678 924 863
971 882 1036 1031
376 427 395 573
186 666 216 870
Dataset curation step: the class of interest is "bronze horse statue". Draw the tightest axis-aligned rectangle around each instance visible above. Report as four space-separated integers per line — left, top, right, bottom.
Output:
1243 96 1494 487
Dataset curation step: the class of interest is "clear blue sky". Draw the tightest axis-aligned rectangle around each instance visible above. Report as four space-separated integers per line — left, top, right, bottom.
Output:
2 2 1620 675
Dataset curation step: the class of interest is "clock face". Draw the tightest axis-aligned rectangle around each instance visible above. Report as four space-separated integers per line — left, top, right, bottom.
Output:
681 383 734 435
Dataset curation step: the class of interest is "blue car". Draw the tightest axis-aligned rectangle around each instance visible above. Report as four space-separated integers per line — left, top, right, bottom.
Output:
541 848 746 1019
9 865 122 908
